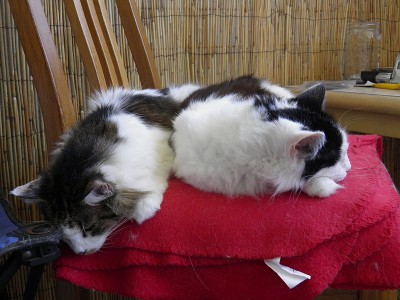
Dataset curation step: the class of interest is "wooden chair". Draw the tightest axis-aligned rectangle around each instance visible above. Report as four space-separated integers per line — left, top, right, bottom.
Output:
7 0 398 299
8 0 160 152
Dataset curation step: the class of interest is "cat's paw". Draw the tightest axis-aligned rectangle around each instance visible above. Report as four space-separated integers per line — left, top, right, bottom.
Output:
130 193 163 224
303 177 343 198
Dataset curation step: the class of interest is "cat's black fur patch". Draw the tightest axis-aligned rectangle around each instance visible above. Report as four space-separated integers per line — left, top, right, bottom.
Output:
158 87 170 96
277 108 342 178
289 84 325 112
120 93 180 129
181 75 275 109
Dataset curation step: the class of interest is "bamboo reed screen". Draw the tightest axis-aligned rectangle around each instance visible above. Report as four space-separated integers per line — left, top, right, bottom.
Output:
1 0 399 299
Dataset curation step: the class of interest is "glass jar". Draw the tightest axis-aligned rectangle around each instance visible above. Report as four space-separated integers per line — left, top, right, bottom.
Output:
343 22 381 80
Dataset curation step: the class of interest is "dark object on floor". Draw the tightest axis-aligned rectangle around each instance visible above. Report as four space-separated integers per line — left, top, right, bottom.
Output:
0 191 61 300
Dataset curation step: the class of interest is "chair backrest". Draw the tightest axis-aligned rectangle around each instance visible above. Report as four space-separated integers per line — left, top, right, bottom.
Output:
8 0 161 152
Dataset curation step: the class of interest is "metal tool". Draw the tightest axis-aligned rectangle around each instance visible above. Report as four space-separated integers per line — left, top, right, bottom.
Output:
390 54 400 83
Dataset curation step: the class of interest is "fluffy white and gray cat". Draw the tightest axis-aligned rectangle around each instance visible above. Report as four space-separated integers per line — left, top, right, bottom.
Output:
11 75 350 255
11 88 191 254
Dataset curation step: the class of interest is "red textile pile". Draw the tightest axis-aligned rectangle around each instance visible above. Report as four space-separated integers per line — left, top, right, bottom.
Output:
55 135 400 299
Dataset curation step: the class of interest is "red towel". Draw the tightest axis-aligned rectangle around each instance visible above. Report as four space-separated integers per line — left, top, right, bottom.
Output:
333 211 400 289
55 135 400 299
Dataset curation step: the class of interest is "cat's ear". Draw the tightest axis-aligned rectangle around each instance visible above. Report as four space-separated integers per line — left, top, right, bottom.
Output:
293 84 326 112
290 131 326 160
84 180 114 206
11 178 43 204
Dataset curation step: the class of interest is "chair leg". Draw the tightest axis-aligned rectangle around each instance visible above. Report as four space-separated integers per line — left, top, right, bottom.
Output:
0 252 22 290
55 279 90 300
23 264 45 300
359 290 398 300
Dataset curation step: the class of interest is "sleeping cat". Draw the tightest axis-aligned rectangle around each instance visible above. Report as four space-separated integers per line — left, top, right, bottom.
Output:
171 75 351 198
10 88 197 255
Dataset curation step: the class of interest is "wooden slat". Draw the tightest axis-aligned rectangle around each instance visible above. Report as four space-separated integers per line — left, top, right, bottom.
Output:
92 0 129 87
316 289 398 300
56 280 90 300
63 0 107 91
316 288 358 300
359 290 398 300
80 0 119 87
116 0 161 89
8 0 76 152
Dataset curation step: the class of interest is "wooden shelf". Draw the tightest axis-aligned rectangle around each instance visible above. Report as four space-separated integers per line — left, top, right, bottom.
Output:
326 87 400 138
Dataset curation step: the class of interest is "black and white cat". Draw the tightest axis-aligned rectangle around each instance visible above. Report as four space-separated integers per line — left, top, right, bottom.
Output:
171 76 351 197
11 88 196 255
11 76 350 255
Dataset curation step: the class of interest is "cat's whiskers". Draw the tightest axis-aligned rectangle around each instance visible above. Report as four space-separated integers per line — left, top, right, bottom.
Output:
332 108 365 130
337 108 363 126
108 225 128 239
293 188 303 203
97 243 109 251
287 188 303 206
303 165 378 183
98 218 130 251
342 118 365 130
107 217 130 238
345 169 381 178
338 112 366 129
81 224 88 236
101 237 115 249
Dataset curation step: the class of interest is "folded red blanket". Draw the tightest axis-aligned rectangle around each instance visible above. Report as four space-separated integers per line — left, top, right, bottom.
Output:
55 135 400 299
333 210 400 290
57 209 400 299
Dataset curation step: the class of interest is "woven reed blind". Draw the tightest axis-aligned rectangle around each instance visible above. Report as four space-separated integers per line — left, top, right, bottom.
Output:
1 0 399 299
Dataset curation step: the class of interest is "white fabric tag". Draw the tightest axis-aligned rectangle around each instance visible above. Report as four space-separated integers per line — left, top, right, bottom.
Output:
264 257 311 289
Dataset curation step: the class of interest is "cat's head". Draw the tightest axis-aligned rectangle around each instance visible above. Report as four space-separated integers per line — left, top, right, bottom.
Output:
10 111 146 255
277 84 351 197
11 172 125 255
